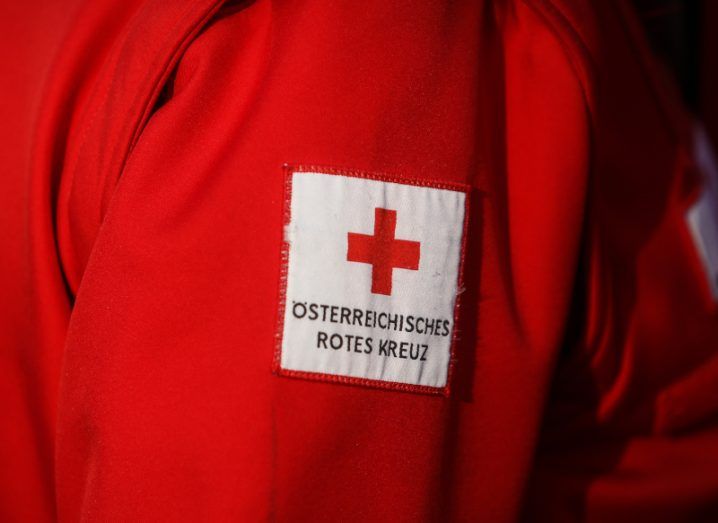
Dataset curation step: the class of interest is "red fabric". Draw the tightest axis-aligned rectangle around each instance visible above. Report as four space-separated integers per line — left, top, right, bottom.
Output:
0 0 716 521
347 207 422 296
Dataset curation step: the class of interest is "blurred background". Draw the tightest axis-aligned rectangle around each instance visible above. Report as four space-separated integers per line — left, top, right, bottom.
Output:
633 0 718 141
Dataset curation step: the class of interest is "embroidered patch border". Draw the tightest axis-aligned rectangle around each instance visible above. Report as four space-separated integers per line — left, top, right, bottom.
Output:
273 164 470 395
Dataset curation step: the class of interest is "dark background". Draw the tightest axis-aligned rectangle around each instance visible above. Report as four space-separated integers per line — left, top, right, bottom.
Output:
634 0 718 142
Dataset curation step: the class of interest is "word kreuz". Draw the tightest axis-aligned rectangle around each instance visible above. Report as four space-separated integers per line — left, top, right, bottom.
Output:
315 331 429 362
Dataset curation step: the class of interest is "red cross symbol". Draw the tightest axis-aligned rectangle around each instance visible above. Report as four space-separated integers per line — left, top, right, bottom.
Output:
347 207 421 296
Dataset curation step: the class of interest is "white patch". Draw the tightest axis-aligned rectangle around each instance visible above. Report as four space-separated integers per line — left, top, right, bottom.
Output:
686 127 718 301
276 168 469 393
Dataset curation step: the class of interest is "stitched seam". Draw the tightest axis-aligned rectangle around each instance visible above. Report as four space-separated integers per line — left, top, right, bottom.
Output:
66 0 227 230
102 0 228 212
272 164 295 373
277 369 446 396
291 164 471 192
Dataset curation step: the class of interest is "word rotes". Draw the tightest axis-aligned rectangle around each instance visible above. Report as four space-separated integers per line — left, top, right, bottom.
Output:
316 331 428 361
291 301 451 337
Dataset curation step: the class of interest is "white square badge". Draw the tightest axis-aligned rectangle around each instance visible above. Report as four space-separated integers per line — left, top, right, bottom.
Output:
275 166 469 394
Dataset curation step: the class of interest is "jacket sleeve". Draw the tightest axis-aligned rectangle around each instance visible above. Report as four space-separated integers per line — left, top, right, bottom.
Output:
54 1 590 521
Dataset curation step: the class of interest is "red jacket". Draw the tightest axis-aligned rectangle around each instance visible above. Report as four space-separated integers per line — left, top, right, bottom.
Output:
1 0 717 520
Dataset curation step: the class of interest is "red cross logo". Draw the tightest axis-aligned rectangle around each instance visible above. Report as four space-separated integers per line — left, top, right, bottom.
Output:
347 207 421 296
